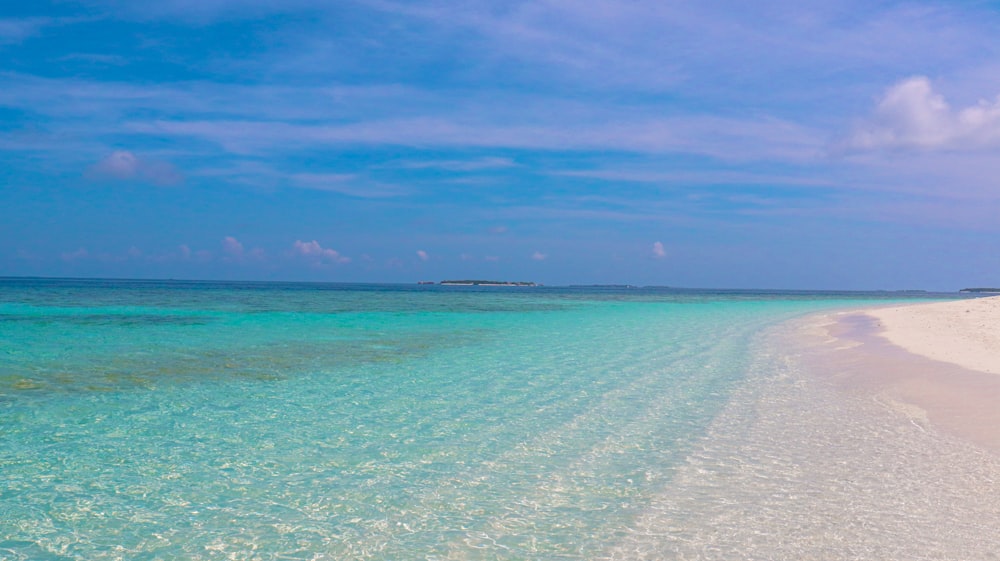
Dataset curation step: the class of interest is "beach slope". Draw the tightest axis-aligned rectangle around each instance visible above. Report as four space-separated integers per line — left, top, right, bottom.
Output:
867 295 1000 375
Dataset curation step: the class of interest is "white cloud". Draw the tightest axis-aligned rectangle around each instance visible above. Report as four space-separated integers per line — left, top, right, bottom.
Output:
222 236 244 256
416 250 429 261
531 251 547 261
652 241 666 258
92 150 140 178
292 240 350 264
847 76 1000 151
87 150 182 185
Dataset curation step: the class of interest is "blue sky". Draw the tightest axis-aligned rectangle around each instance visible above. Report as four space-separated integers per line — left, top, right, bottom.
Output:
3 0 1000 289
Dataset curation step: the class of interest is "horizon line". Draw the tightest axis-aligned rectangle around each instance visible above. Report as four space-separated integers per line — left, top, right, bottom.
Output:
0 275 964 294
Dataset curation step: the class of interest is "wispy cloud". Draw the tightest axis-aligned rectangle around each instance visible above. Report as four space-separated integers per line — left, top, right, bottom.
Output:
0 18 54 45
221 236 264 262
291 173 406 198
58 245 152 264
652 241 666 259
554 168 839 188
0 73 425 124
135 115 822 161
531 251 547 261
58 53 129 66
360 0 1000 102
60 247 89 262
394 156 518 171
77 0 328 23
416 249 429 261
191 162 406 197
155 244 211 263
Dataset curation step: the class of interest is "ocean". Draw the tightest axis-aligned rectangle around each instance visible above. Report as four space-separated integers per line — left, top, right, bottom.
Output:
1 278 995 560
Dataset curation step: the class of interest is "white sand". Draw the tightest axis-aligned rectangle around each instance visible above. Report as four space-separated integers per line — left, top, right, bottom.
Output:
867 295 1000 375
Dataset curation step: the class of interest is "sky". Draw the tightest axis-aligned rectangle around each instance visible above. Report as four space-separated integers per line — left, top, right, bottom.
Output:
2 0 1000 290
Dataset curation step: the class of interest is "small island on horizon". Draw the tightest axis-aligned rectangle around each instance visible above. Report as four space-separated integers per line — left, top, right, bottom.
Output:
421 280 538 287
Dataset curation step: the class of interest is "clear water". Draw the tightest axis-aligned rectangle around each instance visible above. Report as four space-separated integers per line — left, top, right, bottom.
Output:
0 279 978 560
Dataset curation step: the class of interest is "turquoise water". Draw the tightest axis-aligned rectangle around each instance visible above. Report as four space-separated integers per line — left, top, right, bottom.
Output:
0 279 959 560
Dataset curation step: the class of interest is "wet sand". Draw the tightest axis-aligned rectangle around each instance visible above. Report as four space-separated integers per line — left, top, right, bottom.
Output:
828 296 1000 452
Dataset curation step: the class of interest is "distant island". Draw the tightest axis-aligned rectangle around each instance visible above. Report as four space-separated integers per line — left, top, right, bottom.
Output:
960 288 1000 293
432 280 537 286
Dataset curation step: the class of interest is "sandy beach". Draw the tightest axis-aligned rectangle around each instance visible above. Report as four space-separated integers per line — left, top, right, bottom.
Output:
827 295 1000 452
867 295 1000 375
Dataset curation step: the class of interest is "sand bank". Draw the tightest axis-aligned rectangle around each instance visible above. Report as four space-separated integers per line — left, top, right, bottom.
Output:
822 295 1000 452
867 295 1000 375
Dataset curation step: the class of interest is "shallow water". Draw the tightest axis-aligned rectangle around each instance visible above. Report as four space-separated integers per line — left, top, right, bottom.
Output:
0 279 974 559
608 314 1000 560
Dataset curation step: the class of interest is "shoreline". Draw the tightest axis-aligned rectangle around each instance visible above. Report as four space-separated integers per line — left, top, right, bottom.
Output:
821 296 1000 453
607 297 1000 559
866 295 1000 375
